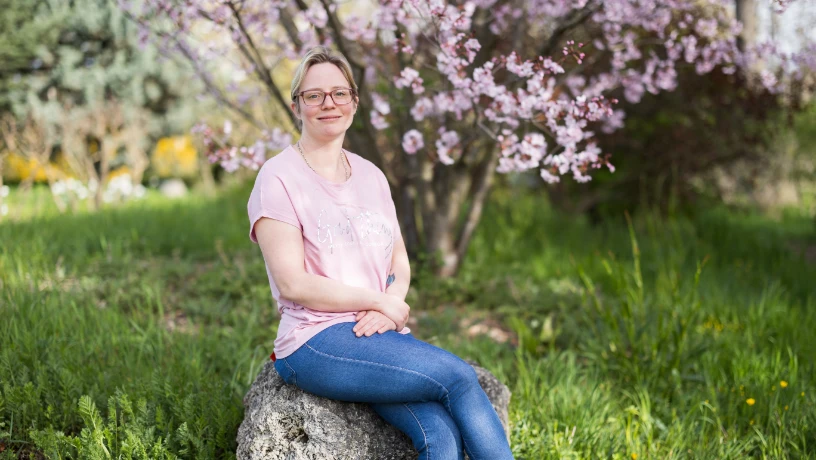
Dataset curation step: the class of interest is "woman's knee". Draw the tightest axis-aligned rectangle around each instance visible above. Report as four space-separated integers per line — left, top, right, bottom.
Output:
439 356 480 392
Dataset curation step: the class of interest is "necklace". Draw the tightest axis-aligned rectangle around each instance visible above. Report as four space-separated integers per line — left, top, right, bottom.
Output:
297 141 349 182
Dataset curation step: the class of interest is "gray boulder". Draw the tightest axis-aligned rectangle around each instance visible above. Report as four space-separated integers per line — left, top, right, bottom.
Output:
237 360 511 459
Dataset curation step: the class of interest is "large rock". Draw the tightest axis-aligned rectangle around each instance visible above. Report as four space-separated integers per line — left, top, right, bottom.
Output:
237 359 511 460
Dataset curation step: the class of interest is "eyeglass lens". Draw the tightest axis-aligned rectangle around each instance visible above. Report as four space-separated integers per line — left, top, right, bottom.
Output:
302 89 353 106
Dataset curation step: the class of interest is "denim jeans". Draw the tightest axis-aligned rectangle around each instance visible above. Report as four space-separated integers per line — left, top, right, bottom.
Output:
273 322 514 460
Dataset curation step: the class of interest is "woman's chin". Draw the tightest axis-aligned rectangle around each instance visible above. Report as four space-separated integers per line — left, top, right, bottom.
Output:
308 123 350 139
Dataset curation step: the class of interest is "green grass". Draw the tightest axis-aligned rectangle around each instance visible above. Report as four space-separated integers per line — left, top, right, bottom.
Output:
1 184 815 459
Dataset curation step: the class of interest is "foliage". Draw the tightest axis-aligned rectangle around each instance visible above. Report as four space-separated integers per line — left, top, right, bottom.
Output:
0 0 64 112
544 64 807 217
1 184 815 458
0 0 210 214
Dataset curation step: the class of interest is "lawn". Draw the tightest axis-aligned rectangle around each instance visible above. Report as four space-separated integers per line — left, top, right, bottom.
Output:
1 184 814 459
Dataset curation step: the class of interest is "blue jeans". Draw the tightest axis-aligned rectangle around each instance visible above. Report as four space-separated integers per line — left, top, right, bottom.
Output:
273 322 514 460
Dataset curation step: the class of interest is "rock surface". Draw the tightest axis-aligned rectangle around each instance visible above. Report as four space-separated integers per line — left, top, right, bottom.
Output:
237 360 511 460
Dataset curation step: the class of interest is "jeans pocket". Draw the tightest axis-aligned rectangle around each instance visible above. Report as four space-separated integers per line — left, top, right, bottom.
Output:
274 358 298 386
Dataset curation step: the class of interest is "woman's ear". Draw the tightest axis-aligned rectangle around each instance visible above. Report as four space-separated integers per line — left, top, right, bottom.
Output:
290 101 300 119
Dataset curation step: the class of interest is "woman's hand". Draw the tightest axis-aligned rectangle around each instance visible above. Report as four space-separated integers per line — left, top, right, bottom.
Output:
375 294 410 331
353 310 397 337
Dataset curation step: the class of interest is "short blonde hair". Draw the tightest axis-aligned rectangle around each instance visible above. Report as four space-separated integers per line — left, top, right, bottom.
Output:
290 46 358 130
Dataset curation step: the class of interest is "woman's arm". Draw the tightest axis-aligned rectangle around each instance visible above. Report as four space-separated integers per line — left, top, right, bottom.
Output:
254 217 411 329
385 233 410 301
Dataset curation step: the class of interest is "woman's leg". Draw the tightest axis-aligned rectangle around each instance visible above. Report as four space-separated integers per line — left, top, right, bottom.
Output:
371 401 464 460
278 322 513 460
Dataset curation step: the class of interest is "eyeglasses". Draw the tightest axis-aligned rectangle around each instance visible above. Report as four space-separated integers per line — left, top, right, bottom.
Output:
296 88 355 106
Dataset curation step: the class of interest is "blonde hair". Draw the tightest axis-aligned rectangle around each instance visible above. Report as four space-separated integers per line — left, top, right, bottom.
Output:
290 46 358 131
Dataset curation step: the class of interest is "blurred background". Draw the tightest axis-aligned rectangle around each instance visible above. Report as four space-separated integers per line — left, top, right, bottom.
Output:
0 0 813 222
1 0 815 459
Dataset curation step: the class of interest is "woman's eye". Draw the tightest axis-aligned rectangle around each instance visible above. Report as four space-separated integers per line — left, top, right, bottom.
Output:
306 93 320 99
335 91 347 96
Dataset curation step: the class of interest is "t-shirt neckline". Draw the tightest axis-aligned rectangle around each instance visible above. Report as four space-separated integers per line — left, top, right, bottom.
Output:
289 144 355 189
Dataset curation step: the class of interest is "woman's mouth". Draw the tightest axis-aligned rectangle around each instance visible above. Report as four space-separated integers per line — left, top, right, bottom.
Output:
318 116 341 121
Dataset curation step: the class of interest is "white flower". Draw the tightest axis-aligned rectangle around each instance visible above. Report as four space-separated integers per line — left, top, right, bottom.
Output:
0 185 9 197
133 184 147 199
0 204 8 216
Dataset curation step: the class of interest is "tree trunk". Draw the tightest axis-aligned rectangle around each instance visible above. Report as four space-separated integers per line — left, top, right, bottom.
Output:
389 145 499 277
735 0 758 52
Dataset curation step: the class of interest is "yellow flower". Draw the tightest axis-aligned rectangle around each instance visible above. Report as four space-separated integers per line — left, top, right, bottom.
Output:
746 398 755 406
631 454 638 460
749 419 754 425
780 381 788 388
784 405 789 411
802 392 805 397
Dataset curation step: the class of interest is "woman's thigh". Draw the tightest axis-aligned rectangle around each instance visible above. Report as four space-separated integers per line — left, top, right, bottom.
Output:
280 322 478 405
371 401 464 460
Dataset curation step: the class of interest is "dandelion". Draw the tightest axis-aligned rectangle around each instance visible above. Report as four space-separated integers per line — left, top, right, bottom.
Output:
780 380 788 388
784 405 789 411
746 398 755 406
631 454 638 460
749 419 754 425
801 392 805 397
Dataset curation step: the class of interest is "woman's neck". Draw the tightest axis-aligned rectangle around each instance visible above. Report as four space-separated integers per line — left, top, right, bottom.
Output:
297 134 346 171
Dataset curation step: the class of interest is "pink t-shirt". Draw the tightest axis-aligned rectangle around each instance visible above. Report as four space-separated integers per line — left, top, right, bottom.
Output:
247 145 410 358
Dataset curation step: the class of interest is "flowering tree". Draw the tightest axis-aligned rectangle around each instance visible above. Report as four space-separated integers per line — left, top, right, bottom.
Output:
126 0 814 275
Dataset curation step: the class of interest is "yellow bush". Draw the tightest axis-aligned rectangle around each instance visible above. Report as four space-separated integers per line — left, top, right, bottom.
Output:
107 166 131 182
151 135 198 178
2 152 67 183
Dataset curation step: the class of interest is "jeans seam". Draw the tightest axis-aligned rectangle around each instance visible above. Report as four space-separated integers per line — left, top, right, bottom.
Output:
302 343 450 396
282 358 297 386
403 403 428 459
301 343 479 459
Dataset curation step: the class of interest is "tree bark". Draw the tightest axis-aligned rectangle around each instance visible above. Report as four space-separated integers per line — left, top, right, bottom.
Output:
735 0 758 53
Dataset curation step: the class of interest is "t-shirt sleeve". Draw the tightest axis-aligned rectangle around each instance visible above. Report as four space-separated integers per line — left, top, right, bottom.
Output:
247 168 302 243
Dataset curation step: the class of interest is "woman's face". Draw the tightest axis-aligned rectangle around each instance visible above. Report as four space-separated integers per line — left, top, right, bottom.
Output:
292 62 357 140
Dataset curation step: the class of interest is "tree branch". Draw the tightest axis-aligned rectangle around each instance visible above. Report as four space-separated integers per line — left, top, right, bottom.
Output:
538 3 600 58
226 2 297 127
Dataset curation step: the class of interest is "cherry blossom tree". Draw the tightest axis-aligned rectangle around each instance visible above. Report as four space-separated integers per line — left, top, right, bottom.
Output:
125 0 814 275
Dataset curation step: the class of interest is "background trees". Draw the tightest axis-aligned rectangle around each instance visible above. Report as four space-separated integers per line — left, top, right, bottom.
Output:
130 0 815 274
0 0 206 209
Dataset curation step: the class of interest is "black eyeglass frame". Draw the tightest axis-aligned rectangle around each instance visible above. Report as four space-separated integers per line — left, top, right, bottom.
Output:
295 88 357 106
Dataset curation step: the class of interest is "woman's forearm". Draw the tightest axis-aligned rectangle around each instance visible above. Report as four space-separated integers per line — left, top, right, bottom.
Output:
284 273 387 313
384 235 411 301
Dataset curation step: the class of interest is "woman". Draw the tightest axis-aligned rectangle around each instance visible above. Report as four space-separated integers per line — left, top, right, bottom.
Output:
248 46 514 460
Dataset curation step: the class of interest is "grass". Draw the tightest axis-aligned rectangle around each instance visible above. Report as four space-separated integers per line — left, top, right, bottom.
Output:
1 184 815 459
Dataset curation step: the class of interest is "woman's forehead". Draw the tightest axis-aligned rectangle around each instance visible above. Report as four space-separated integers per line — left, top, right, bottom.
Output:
300 62 350 89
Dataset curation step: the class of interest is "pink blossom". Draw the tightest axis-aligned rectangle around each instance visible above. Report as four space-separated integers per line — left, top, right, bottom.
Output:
435 129 460 164
402 129 424 154
371 111 390 130
395 67 425 95
411 97 436 121
371 93 391 115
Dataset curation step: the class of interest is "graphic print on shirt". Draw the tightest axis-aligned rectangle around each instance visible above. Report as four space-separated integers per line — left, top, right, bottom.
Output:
316 203 393 257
